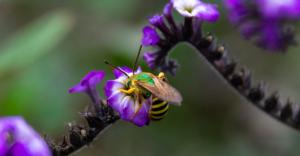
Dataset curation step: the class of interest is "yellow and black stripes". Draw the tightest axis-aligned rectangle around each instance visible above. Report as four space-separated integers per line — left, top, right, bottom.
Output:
150 98 169 121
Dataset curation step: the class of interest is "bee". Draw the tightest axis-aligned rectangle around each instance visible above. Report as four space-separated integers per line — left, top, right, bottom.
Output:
105 45 182 121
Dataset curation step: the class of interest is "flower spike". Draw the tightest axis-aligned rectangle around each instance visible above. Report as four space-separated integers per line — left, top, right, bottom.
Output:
223 0 300 52
140 0 300 135
142 0 219 74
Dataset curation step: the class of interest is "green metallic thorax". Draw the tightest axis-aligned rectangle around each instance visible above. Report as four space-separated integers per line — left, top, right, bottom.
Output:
125 72 155 99
133 72 155 85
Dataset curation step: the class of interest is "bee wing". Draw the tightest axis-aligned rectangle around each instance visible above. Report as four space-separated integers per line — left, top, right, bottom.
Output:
136 77 182 106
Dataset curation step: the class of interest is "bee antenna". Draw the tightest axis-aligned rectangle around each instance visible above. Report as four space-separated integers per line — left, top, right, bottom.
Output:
132 45 143 75
104 60 130 78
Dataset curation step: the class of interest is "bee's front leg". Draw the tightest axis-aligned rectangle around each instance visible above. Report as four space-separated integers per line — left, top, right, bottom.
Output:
119 88 136 95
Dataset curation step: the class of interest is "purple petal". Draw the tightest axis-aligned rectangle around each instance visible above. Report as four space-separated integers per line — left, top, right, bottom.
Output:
118 96 136 120
0 133 9 156
131 100 151 127
107 91 126 113
113 66 133 78
163 2 173 17
149 14 164 27
104 80 124 100
223 0 244 11
223 0 248 23
143 52 157 69
135 66 142 74
69 70 105 94
259 0 300 18
107 93 151 127
9 142 32 156
0 117 51 156
68 84 86 93
141 26 160 46
239 22 260 39
258 22 283 51
223 0 297 52
195 3 219 22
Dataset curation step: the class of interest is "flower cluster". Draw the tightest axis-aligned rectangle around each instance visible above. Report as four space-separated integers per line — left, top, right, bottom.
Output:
223 0 300 52
0 117 51 156
69 67 152 127
69 1 220 128
141 0 219 74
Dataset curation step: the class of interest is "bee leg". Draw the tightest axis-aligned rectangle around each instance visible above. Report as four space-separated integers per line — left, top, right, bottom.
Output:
119 88 136 95
157 72 165 79
157 72 168 82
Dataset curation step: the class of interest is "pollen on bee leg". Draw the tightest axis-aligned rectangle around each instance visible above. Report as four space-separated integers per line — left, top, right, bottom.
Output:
157 72 165 79
158 72 168 81
119 88 136 95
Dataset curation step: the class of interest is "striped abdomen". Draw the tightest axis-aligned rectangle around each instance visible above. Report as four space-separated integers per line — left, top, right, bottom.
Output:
150 98 169 121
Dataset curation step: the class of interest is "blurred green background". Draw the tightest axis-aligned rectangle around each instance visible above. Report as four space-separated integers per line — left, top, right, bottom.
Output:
1 0 300 156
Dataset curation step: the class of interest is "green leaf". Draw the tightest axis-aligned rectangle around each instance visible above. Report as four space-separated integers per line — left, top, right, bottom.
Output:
0 10 74 76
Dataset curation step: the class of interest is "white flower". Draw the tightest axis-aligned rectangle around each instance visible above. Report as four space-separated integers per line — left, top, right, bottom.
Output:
172 0 219 22
173 0 203 17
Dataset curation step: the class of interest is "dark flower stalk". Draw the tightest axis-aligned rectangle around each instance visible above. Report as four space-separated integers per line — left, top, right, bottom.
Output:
46 103 118 156
46 71 119 156
47 67 152 155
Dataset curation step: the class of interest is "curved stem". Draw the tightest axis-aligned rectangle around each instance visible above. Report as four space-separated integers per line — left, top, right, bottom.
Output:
147 12 300 131
158 31 300 131
188 34 300 130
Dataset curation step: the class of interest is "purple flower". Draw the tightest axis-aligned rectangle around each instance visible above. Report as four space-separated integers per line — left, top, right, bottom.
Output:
140 0 219 75
104 67 151 127
143 52 158 69
223 0 247 23
257 21 285 51
149 14 165 27
259 0 300 18
0 117 51 156
141 26 160 46
223 0 299 52
163 2 173 17
69 70 105 104
172 0 219 22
